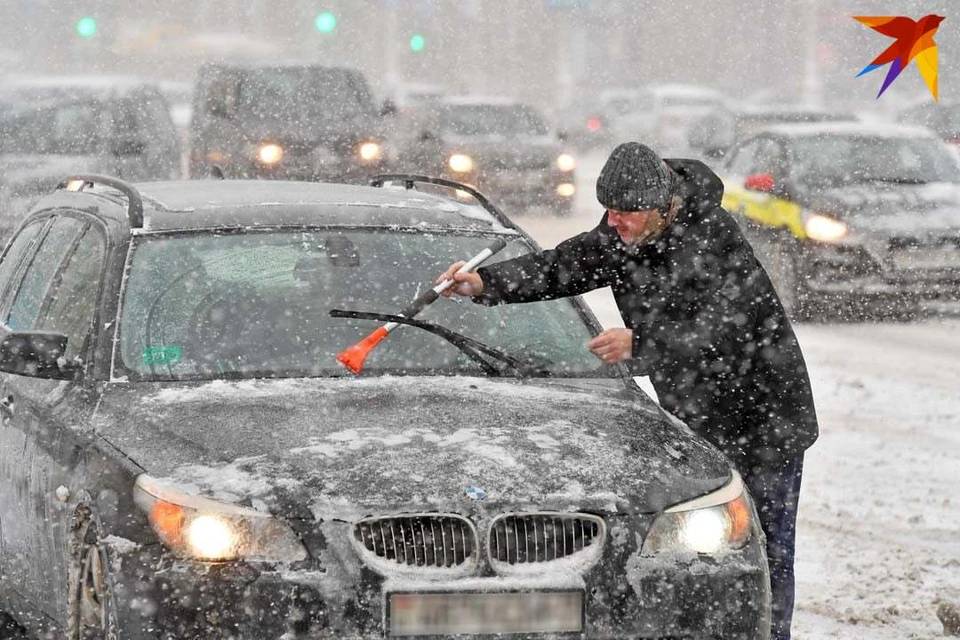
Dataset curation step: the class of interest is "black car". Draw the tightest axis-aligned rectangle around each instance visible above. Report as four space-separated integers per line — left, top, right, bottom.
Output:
721 122 960 317
0 174 769 639
0 76 181 237
188 62 388 182
394 97 577 216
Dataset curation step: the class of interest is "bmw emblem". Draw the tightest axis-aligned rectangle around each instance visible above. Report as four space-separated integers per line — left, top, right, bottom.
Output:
464 486 486 500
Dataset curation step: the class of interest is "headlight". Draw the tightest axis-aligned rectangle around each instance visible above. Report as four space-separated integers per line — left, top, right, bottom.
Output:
556 153 577 172
448 153 474 173
804 213 849 243
641 471 753 555
133 474 308 562
257 143 284 165
358 141 382 162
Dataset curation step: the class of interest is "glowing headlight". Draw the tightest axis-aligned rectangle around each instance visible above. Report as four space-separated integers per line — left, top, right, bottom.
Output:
556 183 576 198
556 153 577 172
448 153 474 173
641 471 753 555
804 213 849 243
257 143 284 165
133 474 307 562
359 141 382 162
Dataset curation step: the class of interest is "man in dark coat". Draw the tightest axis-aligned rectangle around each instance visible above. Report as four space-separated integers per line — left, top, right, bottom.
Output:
437 142 818 640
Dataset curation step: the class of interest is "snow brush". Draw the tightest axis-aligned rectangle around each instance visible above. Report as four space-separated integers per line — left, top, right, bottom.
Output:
335 238 507 374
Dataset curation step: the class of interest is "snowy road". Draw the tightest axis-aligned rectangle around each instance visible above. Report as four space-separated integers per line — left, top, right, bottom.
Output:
506 152 960 639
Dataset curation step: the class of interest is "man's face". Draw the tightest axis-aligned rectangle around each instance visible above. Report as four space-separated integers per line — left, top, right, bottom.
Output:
606 208 666 245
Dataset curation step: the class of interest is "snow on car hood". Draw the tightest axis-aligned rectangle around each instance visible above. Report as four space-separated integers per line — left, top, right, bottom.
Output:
92 376 730 518
805 181 960 235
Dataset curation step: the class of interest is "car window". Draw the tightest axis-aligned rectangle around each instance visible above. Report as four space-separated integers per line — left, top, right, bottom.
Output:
236 67 376 120
752 138 785 176
724 139 760 176
5 217 84 331
0 99 102 155
790 135 960 185
438 105 550 136
0 219 47 310
118 230 602 381
36 226 106 360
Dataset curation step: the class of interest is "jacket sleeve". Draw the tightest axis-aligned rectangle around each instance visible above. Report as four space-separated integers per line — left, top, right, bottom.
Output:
471 226 615 306
629 209 767 375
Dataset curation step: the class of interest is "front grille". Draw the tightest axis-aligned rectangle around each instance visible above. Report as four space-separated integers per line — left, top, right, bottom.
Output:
354 514 477 568
489 513 604 564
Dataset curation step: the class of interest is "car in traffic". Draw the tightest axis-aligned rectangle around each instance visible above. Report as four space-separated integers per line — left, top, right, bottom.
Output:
188 62 389 182
554 87 643 152
394 96 578 216
608 83 730 157
687 103 857 163
896 98 960 147
0 76 181 238
0 173 769 638
720 122 960 318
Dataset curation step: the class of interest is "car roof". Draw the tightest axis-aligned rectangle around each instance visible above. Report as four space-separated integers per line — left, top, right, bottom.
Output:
0 75 151 99
758 121 937 139
440 95 522 107
645 83 727 100
198 59 362 73
51 179 517 235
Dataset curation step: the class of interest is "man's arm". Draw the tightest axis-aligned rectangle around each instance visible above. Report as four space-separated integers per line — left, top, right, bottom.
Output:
471 227 615 306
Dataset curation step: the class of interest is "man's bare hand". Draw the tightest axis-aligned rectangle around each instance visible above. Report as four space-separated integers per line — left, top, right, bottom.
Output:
436 261 485 297
587 328 634 364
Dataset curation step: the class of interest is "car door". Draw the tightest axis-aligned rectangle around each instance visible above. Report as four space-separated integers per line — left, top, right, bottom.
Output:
0 213 107 622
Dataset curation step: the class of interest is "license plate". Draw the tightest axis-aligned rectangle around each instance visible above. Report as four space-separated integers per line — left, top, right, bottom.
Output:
891 247 960 270
388 590 583 636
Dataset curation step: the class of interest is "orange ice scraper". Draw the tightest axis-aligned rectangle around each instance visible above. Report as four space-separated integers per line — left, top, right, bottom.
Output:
336 238 507 374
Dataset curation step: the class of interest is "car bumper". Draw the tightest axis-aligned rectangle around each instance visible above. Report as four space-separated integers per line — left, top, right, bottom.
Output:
107 518 769 640
802 242 960 300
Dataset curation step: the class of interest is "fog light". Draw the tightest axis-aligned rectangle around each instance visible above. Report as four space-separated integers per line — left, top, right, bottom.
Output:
556 153 576 172
186 515 239 560
448 154 474 173
257 144 283 165
556 183 576 198
359 141 382 162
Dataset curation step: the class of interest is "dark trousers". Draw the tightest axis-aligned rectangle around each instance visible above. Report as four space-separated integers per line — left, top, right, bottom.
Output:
743 455 804 640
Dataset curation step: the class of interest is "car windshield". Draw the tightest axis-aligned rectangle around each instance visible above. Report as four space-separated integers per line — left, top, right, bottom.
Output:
117 230 605 381
439 104 550 136
0 99 102 154
236 67 375 121
790 135 960 185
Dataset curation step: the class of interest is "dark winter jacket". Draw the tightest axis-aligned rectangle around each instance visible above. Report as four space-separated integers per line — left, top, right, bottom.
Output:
473 159 818 472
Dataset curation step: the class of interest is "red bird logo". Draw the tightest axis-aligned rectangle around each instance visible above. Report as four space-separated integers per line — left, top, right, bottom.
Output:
854 14 944 101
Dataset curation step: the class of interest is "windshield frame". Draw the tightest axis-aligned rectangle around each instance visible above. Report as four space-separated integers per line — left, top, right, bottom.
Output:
110 225 623 384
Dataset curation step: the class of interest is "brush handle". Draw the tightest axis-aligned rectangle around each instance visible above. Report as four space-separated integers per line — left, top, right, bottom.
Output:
385 237 508 333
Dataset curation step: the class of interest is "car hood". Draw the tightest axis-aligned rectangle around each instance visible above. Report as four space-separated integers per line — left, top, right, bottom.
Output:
803 181 960 236
443 136 562 169
92 376 730 518
243 113 383 146
0 153 107 200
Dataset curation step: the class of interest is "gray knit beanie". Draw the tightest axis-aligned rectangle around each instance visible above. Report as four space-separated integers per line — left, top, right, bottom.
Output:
596 142 679 211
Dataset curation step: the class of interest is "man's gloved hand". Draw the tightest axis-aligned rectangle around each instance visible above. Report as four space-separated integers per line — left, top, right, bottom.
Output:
436 261 485 297
587 328 634 364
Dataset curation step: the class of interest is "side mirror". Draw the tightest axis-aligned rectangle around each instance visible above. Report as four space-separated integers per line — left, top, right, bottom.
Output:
557 130 569 142
744 173 776 193
380 99 398 117
0 331 77 380
703 146 727 160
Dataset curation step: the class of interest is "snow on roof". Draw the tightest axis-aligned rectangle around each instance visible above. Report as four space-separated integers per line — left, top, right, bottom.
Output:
646 83 727 100
1 74 148 93
441 95 521 107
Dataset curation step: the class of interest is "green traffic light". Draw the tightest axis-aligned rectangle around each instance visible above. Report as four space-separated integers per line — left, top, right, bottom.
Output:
409 34 425 52
315 12 337 34
76 16 97 39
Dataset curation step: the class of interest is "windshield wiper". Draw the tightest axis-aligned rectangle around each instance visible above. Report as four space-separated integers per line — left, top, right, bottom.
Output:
329 309 552 377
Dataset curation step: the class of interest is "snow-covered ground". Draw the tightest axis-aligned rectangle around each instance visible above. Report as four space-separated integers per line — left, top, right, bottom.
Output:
509 151 960 639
